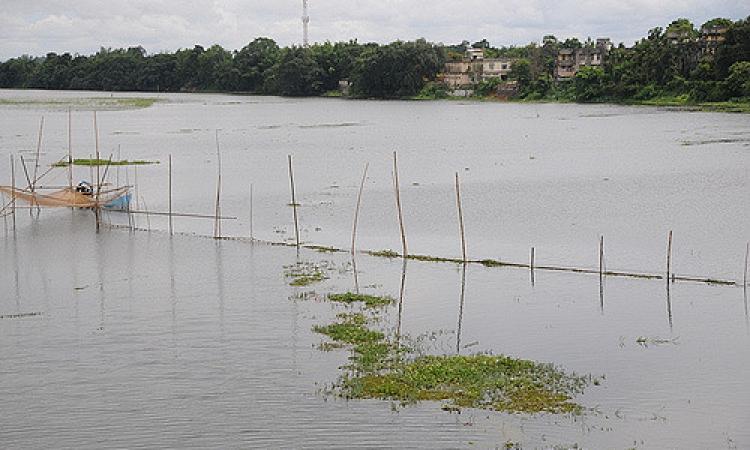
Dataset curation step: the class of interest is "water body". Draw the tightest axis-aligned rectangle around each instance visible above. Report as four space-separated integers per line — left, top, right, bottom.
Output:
1 90 749 448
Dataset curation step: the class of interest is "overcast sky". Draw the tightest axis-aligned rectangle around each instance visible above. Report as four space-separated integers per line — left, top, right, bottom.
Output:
0 1 747 59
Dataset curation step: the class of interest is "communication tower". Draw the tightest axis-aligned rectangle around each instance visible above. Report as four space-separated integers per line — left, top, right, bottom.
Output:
302 0 310 47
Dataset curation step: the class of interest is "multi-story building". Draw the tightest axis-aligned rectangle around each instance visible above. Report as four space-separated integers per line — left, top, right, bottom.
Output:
554 38 610 79
440 49 515 89
700 24 729 55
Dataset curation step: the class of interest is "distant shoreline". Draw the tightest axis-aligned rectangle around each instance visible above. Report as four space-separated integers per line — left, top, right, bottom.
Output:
1 87 748 113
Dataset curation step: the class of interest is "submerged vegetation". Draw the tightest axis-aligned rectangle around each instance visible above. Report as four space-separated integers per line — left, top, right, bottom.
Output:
368 249 400 258
53 158 158 167
282 261 349 287
312 293 596 414
0 97 158 109
327 292 394 308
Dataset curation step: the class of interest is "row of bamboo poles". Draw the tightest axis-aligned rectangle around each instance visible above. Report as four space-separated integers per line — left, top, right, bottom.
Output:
1 118 748 292
285 151 749 291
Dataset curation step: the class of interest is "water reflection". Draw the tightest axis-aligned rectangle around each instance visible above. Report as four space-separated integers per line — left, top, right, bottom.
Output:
395 259 408 345
666 282 673 330
351 256 360 294
456 264 467 355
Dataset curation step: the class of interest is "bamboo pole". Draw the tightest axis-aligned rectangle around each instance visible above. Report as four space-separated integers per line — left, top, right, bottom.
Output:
134 165 139 210
530 246 535 284
249 183 254 241
214 130 222 239
19 156 36 216
168 154 173 236
393 151 407 257
94 155 113 232
744 242 748 290
116 144 121 187
141 196 151 231
32 116 44 189
111 209 236 219
10 155 16 230
19 156 33 190
351 162 369 255
93 112 100 197
667 230 673 283
599 236 604 278
125 167 133 230
288 154 299 247
455 172 467 263
68 108 73 192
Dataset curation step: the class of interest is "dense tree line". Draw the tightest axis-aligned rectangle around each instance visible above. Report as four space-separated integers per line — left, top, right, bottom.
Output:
0 16 748 102
0 38 444 99
499 16 750 103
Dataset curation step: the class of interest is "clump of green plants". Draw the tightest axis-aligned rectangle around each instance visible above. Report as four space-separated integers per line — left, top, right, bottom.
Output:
284 261 330 286
313 310 595 414
53 158 158 167
313 313 384 345
328 292 394 308
479 259 504 267
406 254 459 263
368 249 400 258
344 353 588 414
305 245 344 254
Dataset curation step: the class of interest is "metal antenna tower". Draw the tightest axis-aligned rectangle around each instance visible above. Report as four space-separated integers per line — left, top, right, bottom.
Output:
302 0 310 47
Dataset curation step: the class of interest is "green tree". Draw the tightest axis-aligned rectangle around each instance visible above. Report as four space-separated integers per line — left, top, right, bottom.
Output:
265 47 323 96
574 66 607 101
715 16 750 79
350 39 444 98
726 61 750 97
234 38 280 92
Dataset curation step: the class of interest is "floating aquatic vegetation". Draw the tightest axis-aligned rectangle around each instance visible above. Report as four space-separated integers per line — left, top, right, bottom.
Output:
0 97 157 109
368 249 400 258
636 336 679 348
53 158 158 167
313 310 596 414
327 292 395 308
0 312 43 319
283 261 332 286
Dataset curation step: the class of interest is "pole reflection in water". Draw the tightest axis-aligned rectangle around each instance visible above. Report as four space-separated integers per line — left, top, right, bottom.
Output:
666 282 673 330
215 240 225 339
456 263 467 355
352 256 360 294
169 236 177 327
395 259 408 347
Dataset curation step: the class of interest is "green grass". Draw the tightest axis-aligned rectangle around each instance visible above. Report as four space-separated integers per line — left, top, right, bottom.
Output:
52 158 158 167
313 313 385 345
284 261 329 286
328 292 395 308
368 249 400 258
0 97 158 109
345 354 588 414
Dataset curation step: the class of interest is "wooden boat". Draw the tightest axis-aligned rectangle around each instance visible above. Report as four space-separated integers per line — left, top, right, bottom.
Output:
0 183 131 210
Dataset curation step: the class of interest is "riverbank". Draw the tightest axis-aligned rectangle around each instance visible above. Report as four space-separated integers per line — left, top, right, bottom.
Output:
408 91 750 113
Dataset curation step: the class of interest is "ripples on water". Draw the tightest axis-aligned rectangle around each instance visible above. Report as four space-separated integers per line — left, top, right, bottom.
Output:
1 91 749 448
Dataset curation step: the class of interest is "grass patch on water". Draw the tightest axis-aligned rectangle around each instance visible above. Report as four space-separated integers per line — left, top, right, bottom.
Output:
313 311 594 414
284 261 329 286
368 249 400 258
328 292 394 308
53 158 158 167
0 97 158 109
313 313 384 345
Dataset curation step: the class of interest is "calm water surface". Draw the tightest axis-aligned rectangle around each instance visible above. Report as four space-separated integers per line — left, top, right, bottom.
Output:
1 90 749 448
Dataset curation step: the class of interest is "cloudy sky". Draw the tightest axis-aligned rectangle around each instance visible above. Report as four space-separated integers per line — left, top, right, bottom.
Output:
0 1 747 59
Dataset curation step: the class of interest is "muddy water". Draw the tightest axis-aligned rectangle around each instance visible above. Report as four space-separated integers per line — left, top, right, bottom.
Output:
1 90 749 448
